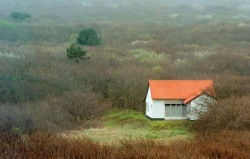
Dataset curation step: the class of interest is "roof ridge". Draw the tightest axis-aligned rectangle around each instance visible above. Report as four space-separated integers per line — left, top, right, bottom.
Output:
183 89 204 104
148 80 214 101
183 86 214 104
186 89 204 98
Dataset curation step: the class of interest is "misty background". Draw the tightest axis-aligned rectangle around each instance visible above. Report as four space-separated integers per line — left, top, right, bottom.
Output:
1 0 250 24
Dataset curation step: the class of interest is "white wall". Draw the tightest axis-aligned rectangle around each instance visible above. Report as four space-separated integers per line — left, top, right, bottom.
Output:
154 100 184 119
187 94 215 120
151 100 165 119
146 87 183 119
145 87 153 117
146 87 168 119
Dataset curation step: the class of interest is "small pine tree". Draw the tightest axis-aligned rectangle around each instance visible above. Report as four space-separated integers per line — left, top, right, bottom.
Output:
11 12 31 21
77 28 102 46
67 44 86 60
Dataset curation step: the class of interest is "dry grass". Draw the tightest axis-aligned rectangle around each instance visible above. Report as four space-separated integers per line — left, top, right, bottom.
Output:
66 126 189 143
0 130 249 159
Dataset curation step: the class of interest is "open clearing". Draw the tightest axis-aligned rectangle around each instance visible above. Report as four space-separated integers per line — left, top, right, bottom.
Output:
63 109 192 143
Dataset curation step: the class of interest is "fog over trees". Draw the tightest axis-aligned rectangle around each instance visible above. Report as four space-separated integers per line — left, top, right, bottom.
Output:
1 0 250 14
0 0 250 25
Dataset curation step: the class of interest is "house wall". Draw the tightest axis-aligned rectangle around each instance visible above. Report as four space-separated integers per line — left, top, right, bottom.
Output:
146 86 185 120
187 94 215 120
150 100 165 119
151 100 183 119
145 87 153 117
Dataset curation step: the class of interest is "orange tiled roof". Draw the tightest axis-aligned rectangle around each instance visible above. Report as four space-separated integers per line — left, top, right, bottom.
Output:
148 80 215 104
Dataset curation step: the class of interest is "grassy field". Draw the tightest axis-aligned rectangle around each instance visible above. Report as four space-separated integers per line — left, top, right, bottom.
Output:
64 109 191 143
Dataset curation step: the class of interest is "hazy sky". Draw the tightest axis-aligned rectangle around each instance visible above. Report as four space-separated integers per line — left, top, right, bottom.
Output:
1 0 250 18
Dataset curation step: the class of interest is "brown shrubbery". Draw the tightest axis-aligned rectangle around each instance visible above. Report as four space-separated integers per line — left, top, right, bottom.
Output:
0 91 111 133
50 91 111 123
0 130 249 159
192 96 250 132
1 38 249 133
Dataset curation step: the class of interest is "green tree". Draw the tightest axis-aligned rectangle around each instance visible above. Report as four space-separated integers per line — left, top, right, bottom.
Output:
11 12 31 21
77 28 102 46
67 44 86 60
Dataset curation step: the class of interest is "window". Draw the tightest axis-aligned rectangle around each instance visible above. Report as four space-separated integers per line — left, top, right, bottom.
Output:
146 103 149 112
171 104 182 116
165 104 184 117
165 105 171 117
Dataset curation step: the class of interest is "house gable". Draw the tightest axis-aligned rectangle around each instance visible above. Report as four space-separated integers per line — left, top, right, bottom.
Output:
187 94 215 120
183 89 215 104
145 87 153 104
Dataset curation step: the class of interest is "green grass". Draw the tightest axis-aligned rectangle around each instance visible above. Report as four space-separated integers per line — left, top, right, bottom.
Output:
103 109 191 129
74 109 192 143
0 19 16 27
104 109 148 127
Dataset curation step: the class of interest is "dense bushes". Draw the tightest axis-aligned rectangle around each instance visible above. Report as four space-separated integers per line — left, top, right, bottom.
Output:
50 91 111 122
0 11 250 134
67 43 86 60
0 91 111 133
0 131 249 158
192 96 250 132
77 28 102 46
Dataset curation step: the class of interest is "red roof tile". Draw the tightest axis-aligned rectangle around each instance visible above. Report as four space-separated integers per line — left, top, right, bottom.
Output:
148 80 215 103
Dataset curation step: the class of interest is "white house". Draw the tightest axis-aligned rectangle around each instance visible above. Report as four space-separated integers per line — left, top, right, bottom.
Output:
145 80 215 120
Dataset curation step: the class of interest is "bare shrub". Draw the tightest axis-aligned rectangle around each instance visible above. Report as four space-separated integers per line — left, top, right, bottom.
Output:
0 102 71 133
29 101 72 132
50 91 112 123
0 91 111 133
192 96 250 132
214 75 250 99
0 104 35 134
